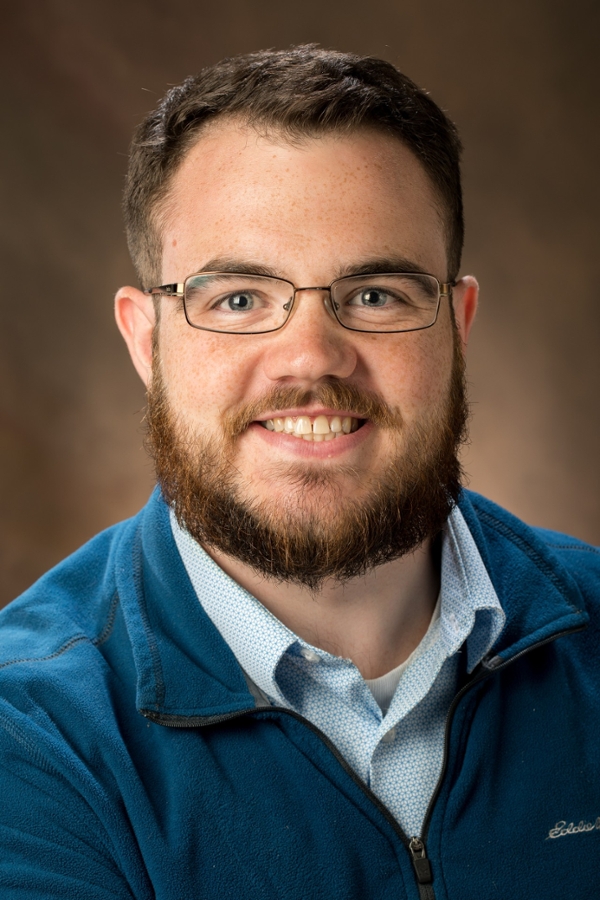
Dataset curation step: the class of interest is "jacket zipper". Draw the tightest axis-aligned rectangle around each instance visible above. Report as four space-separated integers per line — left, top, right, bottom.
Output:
141 622 584 900
408 837 435 900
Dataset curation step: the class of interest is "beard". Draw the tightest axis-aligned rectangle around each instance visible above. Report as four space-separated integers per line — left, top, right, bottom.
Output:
146 333 469 592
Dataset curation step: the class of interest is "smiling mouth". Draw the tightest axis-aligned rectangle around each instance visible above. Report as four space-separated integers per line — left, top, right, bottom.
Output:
259 414 364 442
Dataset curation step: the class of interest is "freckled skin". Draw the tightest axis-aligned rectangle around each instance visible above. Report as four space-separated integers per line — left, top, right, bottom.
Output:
156 123 463 503
115 120 478 676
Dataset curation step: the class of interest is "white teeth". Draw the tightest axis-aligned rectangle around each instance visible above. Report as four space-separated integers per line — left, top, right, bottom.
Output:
294 416 312 435
312 415 331 434
262 414 363 440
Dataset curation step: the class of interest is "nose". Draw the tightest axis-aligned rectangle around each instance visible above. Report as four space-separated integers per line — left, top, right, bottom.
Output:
261 288 358 384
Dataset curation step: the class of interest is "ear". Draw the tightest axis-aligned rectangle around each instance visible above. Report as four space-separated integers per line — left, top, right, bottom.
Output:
114 286 156 387
451 275 479 346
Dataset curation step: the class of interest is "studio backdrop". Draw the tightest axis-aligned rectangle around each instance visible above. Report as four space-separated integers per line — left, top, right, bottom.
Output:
1 0 599 605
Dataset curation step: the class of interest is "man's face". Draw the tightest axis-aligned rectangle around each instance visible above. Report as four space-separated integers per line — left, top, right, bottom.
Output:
118 120 477 587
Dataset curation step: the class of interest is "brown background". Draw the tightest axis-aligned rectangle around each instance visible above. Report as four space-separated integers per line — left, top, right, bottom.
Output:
1 0 599 606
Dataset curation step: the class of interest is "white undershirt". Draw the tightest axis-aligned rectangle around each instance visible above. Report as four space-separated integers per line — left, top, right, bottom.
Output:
364 596 441 715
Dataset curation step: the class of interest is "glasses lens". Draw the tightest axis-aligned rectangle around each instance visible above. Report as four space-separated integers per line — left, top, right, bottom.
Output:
331 274 440 332
184 274 293 333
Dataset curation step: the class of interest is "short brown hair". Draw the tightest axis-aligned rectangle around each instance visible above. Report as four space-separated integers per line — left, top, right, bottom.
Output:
124 45 464 288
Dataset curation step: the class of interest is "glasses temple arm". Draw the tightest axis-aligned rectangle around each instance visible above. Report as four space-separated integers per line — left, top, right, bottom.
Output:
143 283 185 296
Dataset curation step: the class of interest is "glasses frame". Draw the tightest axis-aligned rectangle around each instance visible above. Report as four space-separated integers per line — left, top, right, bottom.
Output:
144 271 454 335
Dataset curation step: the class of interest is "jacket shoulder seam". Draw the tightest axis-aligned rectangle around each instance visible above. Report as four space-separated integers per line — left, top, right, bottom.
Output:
0 591 120 671
477 509 582 615
543 543 600 555
94 591 120 646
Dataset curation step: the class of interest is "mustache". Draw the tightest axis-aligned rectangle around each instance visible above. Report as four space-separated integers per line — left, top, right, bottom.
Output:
223 380 403 437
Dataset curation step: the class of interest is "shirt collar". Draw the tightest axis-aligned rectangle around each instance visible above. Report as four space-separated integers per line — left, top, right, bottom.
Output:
170 515 296 705
171 504 505 701
440 506 505 671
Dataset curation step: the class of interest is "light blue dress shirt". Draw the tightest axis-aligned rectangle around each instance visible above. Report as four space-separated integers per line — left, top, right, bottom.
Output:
171 506 505 838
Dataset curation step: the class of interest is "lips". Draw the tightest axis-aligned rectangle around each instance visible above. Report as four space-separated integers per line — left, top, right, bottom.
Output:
260 414 362 442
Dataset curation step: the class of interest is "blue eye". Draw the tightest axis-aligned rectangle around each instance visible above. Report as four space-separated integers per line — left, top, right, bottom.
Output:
224 292 255 311
357 289 389 308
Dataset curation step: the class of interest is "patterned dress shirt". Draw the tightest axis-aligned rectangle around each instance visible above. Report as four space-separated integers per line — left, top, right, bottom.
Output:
171 505 505 838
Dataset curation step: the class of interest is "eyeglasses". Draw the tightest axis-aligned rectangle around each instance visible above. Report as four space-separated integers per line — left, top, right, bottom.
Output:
144 271 453 335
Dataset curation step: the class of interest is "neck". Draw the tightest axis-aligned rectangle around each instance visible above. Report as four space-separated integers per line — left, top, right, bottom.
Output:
205 539 440 680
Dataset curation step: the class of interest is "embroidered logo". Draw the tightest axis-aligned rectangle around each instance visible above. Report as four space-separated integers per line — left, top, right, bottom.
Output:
547 818 600 840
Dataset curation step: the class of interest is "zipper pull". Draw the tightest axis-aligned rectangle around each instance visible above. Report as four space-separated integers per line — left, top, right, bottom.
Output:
409 837 435 899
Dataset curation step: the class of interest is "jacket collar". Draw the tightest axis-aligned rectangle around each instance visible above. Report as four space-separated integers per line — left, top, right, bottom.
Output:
458 490 588 662
115 488 253 718
116 488 589 719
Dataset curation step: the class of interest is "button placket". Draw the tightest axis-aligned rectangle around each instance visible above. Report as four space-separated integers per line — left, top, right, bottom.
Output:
381 726 397 743
300 647 321 663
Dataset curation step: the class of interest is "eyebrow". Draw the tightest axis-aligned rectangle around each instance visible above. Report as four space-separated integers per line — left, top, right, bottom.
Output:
192 257 282 278
190 254 433 283
337 256 431 279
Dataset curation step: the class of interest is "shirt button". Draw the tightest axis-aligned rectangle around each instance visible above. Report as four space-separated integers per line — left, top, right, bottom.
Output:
382 727 396 743
301 647 321 662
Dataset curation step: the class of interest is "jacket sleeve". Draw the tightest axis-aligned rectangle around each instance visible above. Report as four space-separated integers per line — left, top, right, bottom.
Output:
0 702 139 900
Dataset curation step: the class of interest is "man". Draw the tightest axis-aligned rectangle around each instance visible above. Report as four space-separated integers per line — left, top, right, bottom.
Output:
0 45 598 900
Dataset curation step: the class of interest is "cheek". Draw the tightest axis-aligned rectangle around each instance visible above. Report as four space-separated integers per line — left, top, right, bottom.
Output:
364 326 454 421
156 317 261 420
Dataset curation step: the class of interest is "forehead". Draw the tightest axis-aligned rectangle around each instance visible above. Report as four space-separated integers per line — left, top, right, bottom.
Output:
159 119 448 282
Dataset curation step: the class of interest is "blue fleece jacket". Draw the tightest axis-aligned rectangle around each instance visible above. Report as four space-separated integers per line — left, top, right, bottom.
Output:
0 489 599 900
